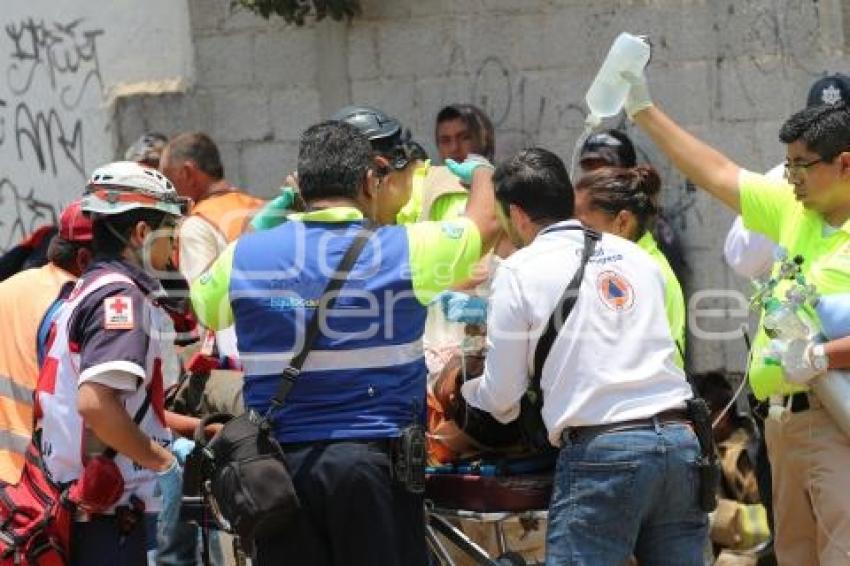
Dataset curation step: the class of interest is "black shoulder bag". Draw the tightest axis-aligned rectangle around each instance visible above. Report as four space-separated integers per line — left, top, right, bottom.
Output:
517 227 600 451
458 227 600 453
193 224 374 544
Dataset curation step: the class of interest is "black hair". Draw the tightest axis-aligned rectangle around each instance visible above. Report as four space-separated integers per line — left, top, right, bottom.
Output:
779 102 850 161
297 121 372 202
92 208 172 258
575 165 662 237
493 148 574 224
46 236 90 273
692 370 734 416
165 132 225 179
436 104 496 161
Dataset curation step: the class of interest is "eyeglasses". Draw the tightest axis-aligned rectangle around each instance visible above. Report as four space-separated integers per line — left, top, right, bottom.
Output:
784 158 825 178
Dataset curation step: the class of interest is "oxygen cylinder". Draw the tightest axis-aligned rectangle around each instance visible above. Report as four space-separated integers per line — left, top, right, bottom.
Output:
812 370 850 437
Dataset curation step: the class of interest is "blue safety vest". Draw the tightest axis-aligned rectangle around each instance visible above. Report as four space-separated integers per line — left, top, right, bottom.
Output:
231 220 428 443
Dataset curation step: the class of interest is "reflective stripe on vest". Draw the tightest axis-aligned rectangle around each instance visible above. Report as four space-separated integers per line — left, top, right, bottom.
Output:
240 338 423 376
0 373 33 406
0 428 31 453
231 221 428 443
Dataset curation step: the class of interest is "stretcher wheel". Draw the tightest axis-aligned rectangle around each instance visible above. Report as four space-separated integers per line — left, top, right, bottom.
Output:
495 551 526 565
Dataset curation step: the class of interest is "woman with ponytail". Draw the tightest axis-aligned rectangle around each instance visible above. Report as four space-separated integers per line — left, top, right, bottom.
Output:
574 165 687 364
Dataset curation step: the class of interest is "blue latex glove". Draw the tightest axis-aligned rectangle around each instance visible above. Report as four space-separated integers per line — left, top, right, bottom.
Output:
250 186 298 231
156 457 184 536
438 291 488 324
170 437 195 465
444 154 493 186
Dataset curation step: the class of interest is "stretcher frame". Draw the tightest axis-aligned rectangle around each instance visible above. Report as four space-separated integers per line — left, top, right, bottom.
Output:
426 501 547 566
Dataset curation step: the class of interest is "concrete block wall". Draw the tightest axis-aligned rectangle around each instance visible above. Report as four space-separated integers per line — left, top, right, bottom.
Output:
114 0 850 372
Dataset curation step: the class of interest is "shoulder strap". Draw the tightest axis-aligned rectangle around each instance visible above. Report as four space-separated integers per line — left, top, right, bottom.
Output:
531 227 601 395
267 223 375 412
36 280 76 367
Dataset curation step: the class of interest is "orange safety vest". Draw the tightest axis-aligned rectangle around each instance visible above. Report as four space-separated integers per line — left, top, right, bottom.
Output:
191 190 265 243
0 263 75 484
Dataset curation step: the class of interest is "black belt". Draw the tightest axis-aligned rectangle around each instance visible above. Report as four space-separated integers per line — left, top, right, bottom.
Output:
561 408 691 444
279 437 393 453
783 392 810 413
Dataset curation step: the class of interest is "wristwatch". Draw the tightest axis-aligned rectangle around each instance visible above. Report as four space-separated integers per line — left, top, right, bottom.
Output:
809 344 829 372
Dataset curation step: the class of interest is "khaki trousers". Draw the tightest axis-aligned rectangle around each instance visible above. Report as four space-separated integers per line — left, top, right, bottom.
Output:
765 398 850 565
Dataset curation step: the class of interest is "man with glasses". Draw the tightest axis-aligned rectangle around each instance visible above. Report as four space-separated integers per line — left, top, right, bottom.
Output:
624 69 850 564
724 73 850 280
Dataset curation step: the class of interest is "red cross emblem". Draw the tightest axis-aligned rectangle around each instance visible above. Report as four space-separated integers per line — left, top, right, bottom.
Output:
112 297 127 314
104 296 134 330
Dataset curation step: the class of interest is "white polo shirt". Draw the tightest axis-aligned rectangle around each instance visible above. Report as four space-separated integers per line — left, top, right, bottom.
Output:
461 220 692 446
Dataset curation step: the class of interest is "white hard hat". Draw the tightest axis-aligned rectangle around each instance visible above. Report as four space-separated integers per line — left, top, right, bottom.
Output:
82 161 189 217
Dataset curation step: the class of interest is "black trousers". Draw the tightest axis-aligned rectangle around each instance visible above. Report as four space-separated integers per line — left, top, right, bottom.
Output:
71 513 156 566
254 440 427 566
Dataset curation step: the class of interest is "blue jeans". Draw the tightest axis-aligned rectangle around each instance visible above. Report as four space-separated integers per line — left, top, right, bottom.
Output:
546 422 708 565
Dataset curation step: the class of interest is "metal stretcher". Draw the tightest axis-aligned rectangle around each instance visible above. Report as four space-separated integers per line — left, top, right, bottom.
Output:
184 478 550 566
424 472 552 566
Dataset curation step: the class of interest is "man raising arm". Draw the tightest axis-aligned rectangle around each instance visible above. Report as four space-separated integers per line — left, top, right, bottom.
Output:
625 67 850 565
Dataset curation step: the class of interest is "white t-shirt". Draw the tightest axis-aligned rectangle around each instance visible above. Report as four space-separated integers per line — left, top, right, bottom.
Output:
723 164 784 279
461 220 692 446
178 214 239 358
178 215 227 283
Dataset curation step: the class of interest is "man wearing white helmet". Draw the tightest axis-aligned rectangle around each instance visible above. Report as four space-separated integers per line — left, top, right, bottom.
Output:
35 161 194 565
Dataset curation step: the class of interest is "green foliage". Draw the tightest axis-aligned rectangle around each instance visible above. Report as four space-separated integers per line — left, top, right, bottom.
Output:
234 0 361 25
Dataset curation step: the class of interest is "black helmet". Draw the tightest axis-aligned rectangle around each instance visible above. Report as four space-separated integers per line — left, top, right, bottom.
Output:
579 130 637 169
331 105 421 172
331 105 402 143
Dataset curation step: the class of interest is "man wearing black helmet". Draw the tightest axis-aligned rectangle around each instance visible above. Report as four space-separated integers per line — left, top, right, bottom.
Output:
331 105 422 224
251 105 425 229
192 118 500 565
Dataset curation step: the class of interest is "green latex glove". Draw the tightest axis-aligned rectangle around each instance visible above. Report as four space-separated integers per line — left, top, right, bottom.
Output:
250 186 298 231
444 154 493 186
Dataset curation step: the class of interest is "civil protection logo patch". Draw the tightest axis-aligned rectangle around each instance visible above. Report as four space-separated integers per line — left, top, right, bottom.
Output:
596 270 635 312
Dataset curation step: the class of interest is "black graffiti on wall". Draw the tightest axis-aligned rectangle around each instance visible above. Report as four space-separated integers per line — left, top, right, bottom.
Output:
5 17 104 109
0 177 58 250
0 17 103 251
14 102 85 177
1 17 102 179
462 54 586 151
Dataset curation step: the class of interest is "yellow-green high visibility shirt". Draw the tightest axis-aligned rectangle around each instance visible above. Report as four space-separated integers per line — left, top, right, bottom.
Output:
191 207 482 330
396 161 468 225
741 169 850 399
637 231 686 367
